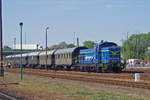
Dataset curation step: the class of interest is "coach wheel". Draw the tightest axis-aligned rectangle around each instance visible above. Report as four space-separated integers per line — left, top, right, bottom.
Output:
67 66 71 71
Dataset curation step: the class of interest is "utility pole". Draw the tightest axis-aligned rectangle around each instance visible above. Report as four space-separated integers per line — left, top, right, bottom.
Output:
76 37 79 47
120 38 124 58
73 32 75 45
19 22 23 80
135 34 138 59
24 32 26 48
126 32 129 59
0 0 4 77
14 37 16 50
45 27 49 70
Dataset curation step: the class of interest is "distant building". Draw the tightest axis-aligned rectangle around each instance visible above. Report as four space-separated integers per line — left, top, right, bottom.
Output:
147 47 150 53
13 44 42 50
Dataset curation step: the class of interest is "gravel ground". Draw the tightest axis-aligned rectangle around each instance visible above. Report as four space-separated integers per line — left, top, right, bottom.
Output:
0 72 150 100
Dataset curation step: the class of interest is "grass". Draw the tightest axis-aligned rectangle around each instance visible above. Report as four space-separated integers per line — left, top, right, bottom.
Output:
0 72 149 100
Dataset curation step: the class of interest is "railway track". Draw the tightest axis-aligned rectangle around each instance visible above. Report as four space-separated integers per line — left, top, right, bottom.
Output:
0 91 17 100
124 67 150 74
5 68 150 89
5 68 150 81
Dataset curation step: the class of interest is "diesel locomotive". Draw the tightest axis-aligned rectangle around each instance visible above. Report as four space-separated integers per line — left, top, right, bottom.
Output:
5 41 125 72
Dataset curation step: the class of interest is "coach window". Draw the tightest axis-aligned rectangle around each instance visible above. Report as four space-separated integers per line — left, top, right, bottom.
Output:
58 54 59 59
67 53 69 58
69 53 71 58
64 54 66 58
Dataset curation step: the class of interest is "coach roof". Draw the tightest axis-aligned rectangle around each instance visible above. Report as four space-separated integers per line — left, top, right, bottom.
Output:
55 48 75 54
39 50 56 56
28 51 40 56
55 47 87 54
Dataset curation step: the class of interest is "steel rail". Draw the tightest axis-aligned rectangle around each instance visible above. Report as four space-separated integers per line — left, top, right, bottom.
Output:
0 91 17 100
5 68 150 89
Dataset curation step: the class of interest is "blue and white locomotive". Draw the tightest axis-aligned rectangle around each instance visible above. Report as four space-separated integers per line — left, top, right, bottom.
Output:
77 42 123 72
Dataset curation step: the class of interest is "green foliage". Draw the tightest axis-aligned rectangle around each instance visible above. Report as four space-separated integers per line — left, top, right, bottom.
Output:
50 42 75 50
83 40 95 49
66 43 75 48
104 64 108 70
122 32 150 61
145 53 150 62
4 45 11 51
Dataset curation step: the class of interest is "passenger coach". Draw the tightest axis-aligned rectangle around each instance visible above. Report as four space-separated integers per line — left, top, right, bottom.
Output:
39 50 56 69
54 47 87 70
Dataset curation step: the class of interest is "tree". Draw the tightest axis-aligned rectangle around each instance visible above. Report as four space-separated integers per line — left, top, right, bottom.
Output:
58 41 67 49
83 41 95 49
49 41 75 50
4 45 11 51
66 43 75 48
121 32 150 60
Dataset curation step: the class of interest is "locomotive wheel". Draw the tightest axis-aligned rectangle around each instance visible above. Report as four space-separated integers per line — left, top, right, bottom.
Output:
101 67 106 73
96 67 100 73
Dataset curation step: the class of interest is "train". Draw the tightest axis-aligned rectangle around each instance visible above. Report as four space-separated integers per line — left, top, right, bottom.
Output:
4 41 126 73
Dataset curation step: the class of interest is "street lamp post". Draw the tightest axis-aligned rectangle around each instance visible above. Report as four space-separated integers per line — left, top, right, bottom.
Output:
19 22 23 80
0 0 4 77
46 27 49 70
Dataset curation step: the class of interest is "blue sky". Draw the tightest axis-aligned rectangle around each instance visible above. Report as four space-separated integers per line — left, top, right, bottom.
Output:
2 0 150 48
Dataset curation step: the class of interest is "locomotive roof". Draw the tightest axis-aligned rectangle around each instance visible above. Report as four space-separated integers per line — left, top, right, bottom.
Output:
39 50 55 56
98 42 117 48
102 46 120 49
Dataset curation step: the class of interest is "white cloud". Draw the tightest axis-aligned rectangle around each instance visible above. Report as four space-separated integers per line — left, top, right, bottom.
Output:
57 5 81 11
105 4 113 8
105 4 144 9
